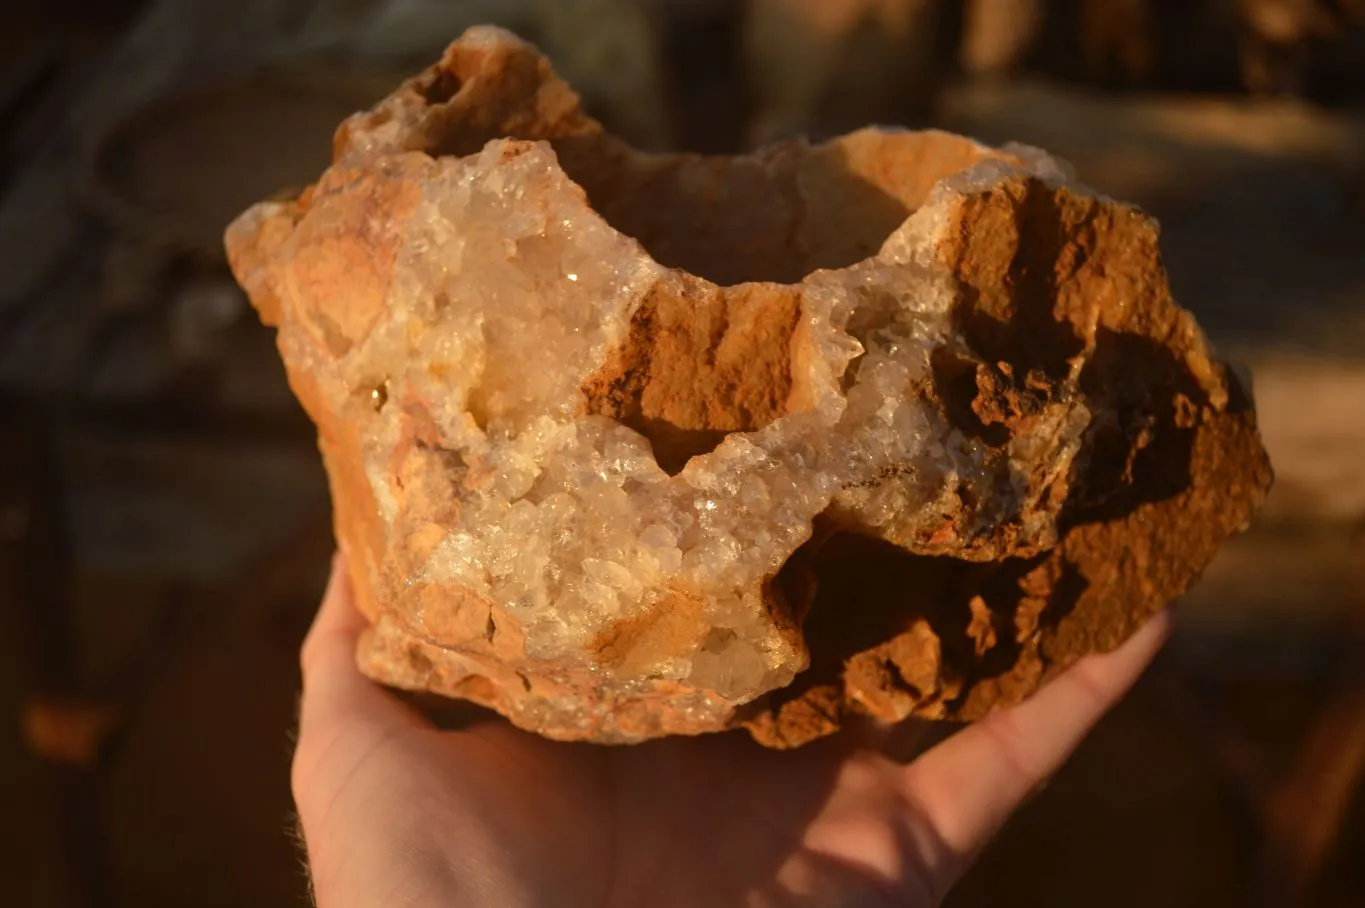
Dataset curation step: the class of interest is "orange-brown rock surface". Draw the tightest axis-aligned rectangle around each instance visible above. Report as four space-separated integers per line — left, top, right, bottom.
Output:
226 26 1272 747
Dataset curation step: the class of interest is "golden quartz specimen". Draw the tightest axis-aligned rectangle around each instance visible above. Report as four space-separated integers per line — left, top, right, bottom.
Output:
226 27 1271 747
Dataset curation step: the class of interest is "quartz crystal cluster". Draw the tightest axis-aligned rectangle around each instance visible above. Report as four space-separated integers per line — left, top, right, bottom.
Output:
227 26 1272 747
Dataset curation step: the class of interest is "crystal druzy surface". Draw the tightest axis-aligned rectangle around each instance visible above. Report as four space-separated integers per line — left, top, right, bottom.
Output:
227 26 1271 746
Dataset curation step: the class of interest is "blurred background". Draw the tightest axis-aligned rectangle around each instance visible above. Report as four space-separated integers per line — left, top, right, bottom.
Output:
0 1 1363 905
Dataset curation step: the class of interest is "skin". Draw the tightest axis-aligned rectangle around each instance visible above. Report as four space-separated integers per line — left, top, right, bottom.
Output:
293 553 1170 907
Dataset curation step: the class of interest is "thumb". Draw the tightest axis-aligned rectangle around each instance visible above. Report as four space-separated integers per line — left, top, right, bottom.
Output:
297 553 429 745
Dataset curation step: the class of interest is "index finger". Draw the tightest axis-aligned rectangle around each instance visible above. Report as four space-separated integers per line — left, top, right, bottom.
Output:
898 610 1172 886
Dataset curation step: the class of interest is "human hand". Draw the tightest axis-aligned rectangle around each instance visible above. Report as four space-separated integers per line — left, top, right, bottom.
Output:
292 554 1169 907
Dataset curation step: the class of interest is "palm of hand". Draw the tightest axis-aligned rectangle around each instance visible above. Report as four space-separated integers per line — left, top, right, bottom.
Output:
294 558 1167 908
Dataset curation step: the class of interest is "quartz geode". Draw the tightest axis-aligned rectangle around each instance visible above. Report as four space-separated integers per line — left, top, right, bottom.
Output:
226 26 1271 747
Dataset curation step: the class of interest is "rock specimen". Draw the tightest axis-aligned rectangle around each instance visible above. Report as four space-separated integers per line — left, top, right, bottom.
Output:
226 26 1272 747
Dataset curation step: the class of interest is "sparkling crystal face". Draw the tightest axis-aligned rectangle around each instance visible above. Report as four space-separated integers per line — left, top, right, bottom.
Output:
227 26 1269 746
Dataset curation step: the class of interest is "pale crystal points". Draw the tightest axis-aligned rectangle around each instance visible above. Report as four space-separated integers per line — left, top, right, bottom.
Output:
226 26 1271 746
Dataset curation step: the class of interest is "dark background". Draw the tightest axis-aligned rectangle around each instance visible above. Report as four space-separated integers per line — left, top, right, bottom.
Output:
1 1 1363 905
